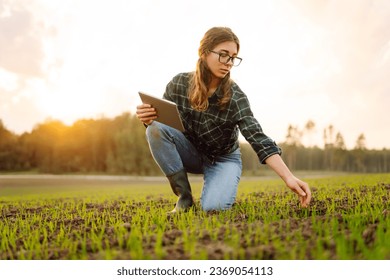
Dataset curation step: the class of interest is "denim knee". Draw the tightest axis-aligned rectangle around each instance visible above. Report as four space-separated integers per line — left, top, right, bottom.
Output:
201 201 233 212
201 196 234 212
145 122 162 143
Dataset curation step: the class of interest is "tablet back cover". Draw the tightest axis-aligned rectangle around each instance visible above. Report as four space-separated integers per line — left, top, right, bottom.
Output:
139 92 185 132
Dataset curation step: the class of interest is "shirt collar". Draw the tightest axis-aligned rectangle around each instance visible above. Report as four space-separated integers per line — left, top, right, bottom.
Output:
209 84 224 99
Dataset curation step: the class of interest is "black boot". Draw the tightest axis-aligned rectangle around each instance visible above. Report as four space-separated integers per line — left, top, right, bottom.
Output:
167 170 194 213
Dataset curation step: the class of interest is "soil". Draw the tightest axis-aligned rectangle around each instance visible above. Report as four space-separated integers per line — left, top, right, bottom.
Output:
1 183 389 260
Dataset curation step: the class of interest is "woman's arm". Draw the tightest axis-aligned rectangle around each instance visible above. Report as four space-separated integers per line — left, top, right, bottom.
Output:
265 154 311 208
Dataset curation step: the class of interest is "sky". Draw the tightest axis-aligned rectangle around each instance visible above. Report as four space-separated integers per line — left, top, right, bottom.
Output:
0 0 389 149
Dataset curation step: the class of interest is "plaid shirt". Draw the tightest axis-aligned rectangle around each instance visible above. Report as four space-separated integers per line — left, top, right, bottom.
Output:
163 72 281 164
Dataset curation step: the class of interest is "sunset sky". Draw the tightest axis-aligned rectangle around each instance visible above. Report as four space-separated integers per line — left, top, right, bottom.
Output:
1 0 389 149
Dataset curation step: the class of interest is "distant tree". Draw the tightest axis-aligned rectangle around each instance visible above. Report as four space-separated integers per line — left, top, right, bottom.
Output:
0 120 20 170
106 113 159 175
333 132 347 171
240 142 262 175
355 133 367 150
382 148 389 172
285 125 302 146
283 125 303 170
304 120 316 147
323 124 335 148
28 119 68 173
303 120 316 169
2 115 390 174
351 133 368 172
334 132 346 150
322 125 333 170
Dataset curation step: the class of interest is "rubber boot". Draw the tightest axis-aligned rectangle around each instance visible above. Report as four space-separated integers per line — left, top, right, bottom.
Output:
167 170 194 213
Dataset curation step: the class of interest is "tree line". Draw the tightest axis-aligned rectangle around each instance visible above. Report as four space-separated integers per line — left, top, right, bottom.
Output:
0 115 389 174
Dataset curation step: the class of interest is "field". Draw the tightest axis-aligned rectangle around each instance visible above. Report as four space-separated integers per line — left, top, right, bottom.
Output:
0 173 389 260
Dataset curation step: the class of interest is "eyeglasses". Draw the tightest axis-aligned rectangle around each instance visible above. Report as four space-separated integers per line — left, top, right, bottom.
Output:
209 50 242 67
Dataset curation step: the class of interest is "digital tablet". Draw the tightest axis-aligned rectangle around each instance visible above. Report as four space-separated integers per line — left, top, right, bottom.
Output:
138 92 185 132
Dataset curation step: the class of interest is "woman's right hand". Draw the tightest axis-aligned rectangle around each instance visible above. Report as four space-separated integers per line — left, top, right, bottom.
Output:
136 103 157 125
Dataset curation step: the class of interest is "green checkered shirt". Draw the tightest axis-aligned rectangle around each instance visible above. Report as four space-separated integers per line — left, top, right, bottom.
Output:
163 72 281 164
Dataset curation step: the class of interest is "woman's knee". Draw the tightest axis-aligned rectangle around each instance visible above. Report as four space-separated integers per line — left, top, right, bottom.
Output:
200 192 235 212
146 122 160 139
200 167 240 211
146 122 169 145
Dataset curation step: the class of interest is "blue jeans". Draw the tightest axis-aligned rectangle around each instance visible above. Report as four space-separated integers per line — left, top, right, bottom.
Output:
146 121 242 211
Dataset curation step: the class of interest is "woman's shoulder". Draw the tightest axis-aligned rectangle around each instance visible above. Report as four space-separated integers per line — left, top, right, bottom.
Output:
165 72 193 100
170 72 193 84
230 80 248 100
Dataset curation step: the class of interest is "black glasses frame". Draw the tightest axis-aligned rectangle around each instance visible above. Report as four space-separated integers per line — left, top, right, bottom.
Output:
209 50 242 66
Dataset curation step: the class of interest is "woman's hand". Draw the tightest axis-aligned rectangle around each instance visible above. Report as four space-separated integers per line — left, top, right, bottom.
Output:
265 154 312 208
284 176 311 208
136 104 157 125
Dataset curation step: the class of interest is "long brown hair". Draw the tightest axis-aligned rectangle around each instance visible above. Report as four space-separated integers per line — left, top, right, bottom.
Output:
188 27 240 111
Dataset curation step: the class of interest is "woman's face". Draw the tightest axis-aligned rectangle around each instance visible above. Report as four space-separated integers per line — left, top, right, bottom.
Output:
206 41 238 80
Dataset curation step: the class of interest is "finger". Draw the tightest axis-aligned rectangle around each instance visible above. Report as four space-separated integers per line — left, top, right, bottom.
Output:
300 183 312 205
294 182 311 208
136 103 152 109
299 195 305 207
297 180 310 196
304 191 312 207
136 110 157 121
136 107 156 115
300 190 311 208
302 196 309 207
137 110 157 118
139 116 157 123
292 185 307 197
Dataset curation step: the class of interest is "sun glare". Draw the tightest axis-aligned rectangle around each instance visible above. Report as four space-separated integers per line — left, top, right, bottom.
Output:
36 83 103 126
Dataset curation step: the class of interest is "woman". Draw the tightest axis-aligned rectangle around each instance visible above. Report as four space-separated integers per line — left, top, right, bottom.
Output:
136 27 311 212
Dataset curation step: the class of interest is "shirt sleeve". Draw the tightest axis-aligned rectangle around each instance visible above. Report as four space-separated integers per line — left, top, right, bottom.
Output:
235 94 282 164
163 80 173 101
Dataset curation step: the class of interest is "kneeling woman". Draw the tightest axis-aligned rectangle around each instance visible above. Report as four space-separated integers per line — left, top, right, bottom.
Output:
136 27 311 212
